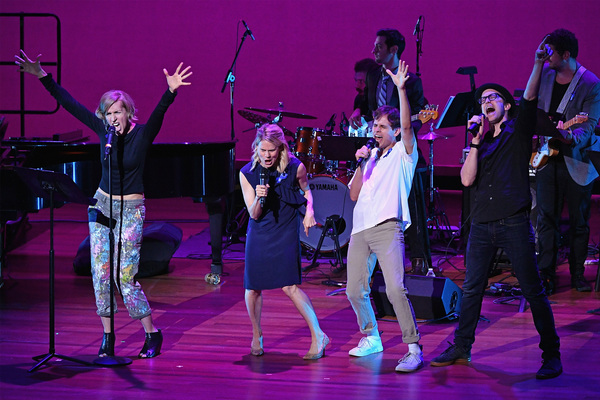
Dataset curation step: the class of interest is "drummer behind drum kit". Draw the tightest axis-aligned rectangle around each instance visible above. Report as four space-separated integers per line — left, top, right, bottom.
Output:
238 104 440 257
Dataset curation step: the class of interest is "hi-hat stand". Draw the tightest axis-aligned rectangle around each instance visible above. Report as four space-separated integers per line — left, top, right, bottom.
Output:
9 167 94 372
302 216 345 274
434 82 479 251
418 125 453 243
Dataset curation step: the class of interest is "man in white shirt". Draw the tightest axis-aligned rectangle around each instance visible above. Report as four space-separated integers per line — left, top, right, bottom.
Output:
345 61 423 373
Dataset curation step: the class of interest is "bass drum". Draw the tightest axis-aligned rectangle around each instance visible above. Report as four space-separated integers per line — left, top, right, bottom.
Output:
300 175 355 252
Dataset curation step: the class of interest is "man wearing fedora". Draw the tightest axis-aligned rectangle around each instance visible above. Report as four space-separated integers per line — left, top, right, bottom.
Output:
430 38 562 379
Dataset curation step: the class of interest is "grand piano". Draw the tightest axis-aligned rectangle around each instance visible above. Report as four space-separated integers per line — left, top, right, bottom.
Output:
1 138 236 276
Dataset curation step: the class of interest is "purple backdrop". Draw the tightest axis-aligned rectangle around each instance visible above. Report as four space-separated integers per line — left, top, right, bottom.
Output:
2 0 599 166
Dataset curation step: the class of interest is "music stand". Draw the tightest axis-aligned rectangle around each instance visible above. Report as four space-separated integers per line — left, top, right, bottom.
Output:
436 91 478 249
586 149 600 295
435 91 478 147
11 167 95 372
319 136 369 161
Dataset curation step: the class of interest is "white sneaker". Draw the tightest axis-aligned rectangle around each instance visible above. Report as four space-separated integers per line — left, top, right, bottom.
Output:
348 336 383 357
395 350 424 372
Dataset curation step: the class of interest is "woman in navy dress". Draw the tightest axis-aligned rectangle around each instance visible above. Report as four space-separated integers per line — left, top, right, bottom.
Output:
240 124 329 359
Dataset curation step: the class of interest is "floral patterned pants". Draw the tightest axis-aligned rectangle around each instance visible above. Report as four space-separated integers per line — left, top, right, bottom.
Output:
88 191 151 319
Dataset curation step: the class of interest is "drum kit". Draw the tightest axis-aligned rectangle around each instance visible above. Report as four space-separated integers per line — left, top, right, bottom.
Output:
237 104 448 254
238 105 358 254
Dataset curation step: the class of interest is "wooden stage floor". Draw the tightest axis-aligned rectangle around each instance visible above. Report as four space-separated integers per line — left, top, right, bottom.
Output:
1 197 599 400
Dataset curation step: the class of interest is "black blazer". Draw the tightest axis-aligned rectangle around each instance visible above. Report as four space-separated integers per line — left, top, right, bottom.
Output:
356 66 427 133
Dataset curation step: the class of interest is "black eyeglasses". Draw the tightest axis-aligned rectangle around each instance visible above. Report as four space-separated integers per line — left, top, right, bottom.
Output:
478 93 504 104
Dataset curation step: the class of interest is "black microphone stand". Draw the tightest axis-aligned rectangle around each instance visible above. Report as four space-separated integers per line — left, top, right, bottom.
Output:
414 16 424 77
94 133 132 367
20 168 94 372
214 23 253 284
221 23 253 140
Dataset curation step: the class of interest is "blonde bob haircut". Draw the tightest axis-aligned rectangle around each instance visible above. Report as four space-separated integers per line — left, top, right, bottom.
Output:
251 123 292 174
95 90 138 125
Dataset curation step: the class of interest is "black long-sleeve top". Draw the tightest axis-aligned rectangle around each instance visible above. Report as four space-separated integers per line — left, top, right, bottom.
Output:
40 74 176 195
470 98 537 223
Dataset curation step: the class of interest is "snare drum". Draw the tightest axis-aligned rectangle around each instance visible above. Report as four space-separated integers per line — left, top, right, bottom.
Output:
300 175 355 252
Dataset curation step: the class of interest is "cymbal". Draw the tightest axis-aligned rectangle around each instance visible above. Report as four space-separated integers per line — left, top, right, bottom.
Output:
237 110 295 137
417 131 453 141
238 110 269 126
245 106 317 120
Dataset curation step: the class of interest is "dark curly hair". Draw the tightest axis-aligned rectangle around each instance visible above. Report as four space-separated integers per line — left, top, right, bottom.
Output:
546 29 578 59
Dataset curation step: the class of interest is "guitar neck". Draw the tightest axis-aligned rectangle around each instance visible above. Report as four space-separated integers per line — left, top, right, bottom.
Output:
563 119 579 129
562 113 588 129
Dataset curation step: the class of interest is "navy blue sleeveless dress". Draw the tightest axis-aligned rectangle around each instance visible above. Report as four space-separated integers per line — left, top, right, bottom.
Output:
241 157 307 290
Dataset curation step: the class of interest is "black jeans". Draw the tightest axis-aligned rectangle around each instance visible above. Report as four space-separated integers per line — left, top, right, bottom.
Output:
536 158 594 280
454 211 560 359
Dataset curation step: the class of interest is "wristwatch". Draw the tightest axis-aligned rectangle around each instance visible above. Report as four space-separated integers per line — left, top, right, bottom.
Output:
470 141 482 149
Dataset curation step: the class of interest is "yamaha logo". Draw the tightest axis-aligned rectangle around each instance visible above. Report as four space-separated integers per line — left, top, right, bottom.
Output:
310 183 339 191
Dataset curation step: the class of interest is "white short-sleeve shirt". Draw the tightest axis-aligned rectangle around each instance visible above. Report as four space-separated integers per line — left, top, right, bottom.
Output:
349 137 417 235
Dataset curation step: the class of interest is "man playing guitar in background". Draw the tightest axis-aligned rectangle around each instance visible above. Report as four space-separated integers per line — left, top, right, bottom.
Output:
536 29 600 294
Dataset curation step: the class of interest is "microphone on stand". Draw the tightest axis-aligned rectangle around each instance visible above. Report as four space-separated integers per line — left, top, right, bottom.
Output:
242 20 256 40
104 125 115 160
413 15 423 35
357 138 377 165
467 114 485 136
340 112 349 136
325 113 336 134
259 167 268 207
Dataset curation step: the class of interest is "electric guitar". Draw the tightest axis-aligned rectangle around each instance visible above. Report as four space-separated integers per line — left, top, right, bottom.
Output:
530 112 588 169
348 105 439 137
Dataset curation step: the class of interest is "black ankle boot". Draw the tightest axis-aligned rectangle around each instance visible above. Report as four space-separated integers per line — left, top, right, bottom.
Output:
139 329 163 358
572 276 591 292
98 332 115 357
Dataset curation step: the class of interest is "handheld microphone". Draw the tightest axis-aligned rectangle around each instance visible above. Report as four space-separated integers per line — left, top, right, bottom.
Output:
357 138 377 165
467 114 485 136
242 20 255 40
104 125 115 160
413 15 423 35
259 167 268 207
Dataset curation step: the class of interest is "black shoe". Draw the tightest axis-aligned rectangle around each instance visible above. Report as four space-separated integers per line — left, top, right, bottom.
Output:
536 357 562 379
98 332 115 357
430 342 471 367
139 329 163 358
571 276 591 292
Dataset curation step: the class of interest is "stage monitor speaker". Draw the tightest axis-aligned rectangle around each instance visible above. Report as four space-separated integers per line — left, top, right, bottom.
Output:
372 272 462 320
73 222 182 278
